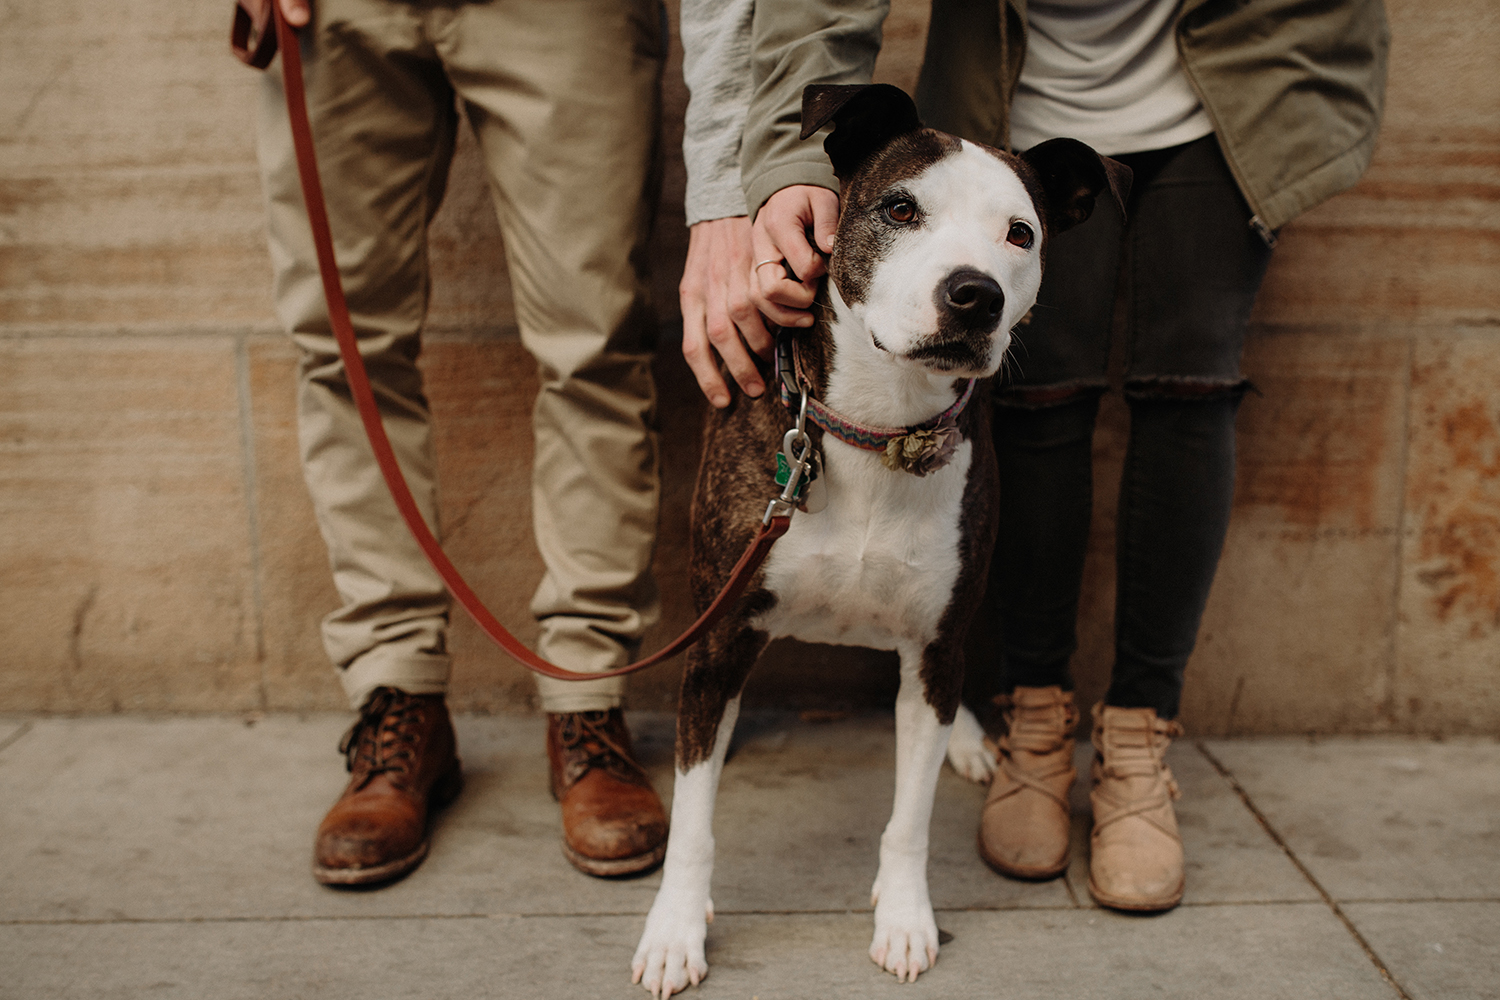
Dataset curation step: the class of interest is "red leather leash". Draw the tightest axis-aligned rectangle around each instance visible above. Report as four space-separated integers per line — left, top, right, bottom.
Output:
256 5 790 681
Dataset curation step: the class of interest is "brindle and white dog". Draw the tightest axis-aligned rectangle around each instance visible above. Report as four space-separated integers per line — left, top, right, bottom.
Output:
632 84 1128 996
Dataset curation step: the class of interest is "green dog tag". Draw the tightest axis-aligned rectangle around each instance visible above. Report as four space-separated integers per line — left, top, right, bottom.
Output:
775 451 820 503
780 452 804 491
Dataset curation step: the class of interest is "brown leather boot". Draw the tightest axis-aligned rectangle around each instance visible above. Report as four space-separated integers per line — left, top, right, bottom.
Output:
313 687 463 887
547 709 668 877
1087 702 1185 912
978 686 1078 879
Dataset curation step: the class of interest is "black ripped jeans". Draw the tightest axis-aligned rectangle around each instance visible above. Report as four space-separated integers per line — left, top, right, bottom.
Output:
982 134 1273 719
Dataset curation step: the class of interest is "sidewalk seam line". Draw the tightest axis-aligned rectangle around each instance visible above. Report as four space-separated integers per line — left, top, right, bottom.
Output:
0 899 1345 928
1196 740 1414 1000
1336 896 1500 905
0 720 34 756
1061 867 1083 908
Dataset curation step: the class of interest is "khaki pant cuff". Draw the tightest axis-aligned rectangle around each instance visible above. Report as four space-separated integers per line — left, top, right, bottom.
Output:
532 628 633 713
535 676 626 714
340 652 450 710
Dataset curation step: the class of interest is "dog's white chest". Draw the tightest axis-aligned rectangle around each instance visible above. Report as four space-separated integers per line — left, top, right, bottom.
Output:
755 439 970 650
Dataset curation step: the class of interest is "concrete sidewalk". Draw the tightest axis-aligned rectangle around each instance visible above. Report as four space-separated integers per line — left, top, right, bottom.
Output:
1 712 1495 999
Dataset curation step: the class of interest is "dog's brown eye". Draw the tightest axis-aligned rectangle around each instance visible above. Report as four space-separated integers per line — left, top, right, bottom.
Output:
885 200 917 224
1007 221 1034 249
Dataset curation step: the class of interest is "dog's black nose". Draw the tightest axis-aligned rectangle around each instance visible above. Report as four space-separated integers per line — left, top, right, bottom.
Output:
941 269 1004 327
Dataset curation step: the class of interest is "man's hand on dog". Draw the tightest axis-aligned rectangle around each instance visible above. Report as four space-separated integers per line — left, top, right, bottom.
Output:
679 186 838 409
750 183 839 327
680 216 771 409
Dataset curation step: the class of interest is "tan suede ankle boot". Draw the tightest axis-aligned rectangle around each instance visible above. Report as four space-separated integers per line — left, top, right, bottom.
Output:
1087 702 1185 912
978 686 1078 880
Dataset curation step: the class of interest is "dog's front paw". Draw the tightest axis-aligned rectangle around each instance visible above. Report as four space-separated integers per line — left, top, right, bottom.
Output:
869 877 940 982
869 897 941 982
946 703 995 784
631 895 713 998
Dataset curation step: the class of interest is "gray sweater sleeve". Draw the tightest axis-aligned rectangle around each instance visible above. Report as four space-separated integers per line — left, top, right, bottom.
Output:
741 0 887 218
681 0 756 225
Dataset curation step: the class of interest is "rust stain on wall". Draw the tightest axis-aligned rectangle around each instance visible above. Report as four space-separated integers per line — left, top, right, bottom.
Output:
1234 342 1404 533
1410 389 1500 636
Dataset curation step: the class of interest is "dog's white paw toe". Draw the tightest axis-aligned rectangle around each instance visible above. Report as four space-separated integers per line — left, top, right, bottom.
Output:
631 903 710 998
946 704 995 784
869 911 941 983
631 942 707 999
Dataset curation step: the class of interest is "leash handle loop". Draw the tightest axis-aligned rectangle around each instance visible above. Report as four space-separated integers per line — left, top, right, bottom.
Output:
231 0 278 68
270 6 786 681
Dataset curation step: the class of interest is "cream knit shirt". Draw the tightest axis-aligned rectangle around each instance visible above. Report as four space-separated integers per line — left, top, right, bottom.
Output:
1008 0 1213 155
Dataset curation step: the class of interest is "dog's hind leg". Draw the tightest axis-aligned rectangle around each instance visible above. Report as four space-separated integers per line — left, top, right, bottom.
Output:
946 702 996 783
632 625 766 998
869 645 955 983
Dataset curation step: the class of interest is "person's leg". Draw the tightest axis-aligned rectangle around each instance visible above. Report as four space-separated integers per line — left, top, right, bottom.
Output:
437 0 668 876
260 0 458 709
978 176 1122 880
257 0 462 886
983 190 1123 697
1109 134 1273 719
988 395 1103 689
1108 391 1241 715
1088 135 1273 912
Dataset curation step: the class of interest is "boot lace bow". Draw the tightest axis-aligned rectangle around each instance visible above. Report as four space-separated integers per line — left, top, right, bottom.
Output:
339 688 427 790
556 710 649 790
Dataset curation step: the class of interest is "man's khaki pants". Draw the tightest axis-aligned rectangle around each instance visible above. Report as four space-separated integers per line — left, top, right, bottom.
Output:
256 0 665 711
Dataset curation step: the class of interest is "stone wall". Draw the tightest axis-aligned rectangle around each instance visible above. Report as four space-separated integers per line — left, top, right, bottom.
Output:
1 0 1495 733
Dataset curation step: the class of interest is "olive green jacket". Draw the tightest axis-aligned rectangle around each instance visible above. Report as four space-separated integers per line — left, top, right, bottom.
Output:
742 0 1390 238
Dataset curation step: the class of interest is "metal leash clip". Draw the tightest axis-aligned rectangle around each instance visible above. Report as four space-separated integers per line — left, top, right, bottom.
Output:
765 390 817 524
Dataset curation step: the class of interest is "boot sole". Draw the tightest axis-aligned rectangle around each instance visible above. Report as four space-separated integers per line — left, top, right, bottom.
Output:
976 830 1069 881
314 839 431 886
562 836 668 878
1086 874 1184 913
312 761 464 887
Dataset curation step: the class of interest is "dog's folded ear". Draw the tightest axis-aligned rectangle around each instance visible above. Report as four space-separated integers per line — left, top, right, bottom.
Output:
801 84 924 181
1019 138 1133 236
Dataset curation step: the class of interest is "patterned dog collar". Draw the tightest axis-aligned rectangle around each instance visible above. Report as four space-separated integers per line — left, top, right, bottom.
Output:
776 335 974 477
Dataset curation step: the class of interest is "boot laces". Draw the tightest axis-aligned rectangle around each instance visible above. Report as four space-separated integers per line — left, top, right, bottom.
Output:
1098 712 1183 790
339 688 427 790
558 710 647 786
989 694 1078 809
999 695 1078 755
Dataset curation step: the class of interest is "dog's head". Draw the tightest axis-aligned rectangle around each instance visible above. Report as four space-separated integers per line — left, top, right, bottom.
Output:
802 84 1131 379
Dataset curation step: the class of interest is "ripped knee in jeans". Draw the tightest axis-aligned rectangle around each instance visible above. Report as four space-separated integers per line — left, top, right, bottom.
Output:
1123 376 1255 404
994 379 1109 411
